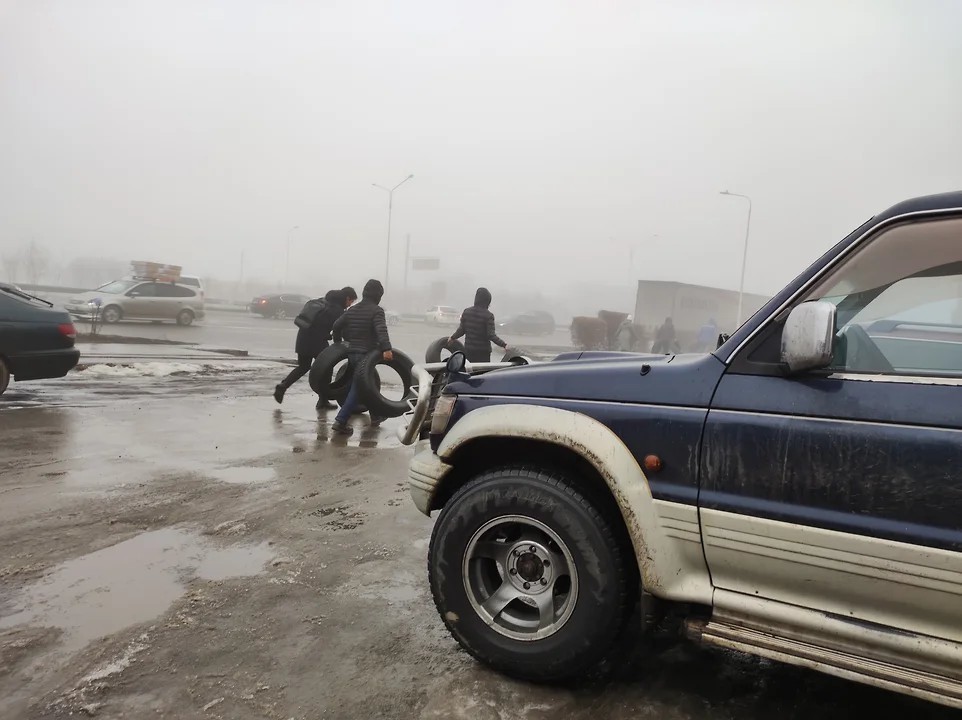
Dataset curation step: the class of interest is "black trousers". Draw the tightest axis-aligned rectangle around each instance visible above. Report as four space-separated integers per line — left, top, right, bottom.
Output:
465 348 491 363
281 353 313 388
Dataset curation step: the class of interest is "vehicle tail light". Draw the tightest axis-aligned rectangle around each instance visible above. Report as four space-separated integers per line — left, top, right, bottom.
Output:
59 323 77 340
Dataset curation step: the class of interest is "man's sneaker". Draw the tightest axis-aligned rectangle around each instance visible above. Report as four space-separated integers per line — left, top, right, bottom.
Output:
331 421 354 437
369 415 386 427
273 384 286 404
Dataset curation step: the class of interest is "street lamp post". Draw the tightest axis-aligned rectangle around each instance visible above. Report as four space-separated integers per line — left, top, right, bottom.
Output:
285 225 300 287
373 174 414 289
719 190 752 326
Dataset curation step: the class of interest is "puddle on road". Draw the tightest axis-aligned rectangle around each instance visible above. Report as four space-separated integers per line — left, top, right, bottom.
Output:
0 527 274 652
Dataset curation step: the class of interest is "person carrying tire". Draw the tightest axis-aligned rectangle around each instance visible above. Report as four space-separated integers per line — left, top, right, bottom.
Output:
330 279 392 436
448 287 507 363
273 286 357 408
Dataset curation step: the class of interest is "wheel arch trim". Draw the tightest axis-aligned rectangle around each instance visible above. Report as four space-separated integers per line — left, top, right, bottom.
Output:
435 404 713 603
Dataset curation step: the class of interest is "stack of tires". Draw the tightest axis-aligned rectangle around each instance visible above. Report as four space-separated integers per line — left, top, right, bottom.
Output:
308 345 415 418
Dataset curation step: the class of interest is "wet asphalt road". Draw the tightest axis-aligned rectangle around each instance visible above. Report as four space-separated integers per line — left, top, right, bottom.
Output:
0 366 957 719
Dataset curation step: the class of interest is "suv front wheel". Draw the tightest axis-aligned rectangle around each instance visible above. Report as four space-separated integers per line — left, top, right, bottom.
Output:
428 466 635 681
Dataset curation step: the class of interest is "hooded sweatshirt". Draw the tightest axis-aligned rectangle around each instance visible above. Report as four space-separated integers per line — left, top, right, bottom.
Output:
332 279 391 353
451 287 506 356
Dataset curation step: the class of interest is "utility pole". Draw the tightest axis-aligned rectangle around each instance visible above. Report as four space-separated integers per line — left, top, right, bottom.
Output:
285 225 299 287
719 191 753 326
403 234 411 295
372 174 414 289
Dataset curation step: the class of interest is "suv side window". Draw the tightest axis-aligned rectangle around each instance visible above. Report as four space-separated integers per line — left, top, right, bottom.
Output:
155 284 196 298
805 217 962 377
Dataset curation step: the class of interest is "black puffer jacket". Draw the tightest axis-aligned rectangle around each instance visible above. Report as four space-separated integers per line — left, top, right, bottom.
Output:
332 280 391 354
296 290 344 357
451 287 506 356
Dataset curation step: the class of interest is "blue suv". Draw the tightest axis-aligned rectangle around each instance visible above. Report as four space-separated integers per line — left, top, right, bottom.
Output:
400 191 962 709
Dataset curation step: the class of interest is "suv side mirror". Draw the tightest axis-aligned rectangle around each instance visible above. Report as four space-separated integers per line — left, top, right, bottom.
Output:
780 301 836 374
127 291 141 297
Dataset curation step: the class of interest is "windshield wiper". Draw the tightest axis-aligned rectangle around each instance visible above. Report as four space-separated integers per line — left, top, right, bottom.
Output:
0 285 53 307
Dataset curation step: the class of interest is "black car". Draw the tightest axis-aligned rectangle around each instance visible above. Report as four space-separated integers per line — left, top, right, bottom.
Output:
498 310 556 336
249 293 310 319
0 284 80 396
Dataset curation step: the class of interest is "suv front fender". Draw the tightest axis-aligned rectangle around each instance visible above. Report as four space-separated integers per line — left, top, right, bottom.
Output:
433 404 712 604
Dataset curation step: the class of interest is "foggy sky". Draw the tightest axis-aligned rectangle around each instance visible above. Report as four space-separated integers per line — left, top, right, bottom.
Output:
1 0 961 296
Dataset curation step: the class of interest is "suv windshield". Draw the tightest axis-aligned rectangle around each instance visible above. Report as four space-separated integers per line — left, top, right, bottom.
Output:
97 280 139 295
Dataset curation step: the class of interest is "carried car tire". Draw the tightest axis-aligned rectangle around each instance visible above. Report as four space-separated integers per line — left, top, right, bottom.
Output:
0 358 9 396
501 347 528 365
425 337 465 364
354 348 415 418
429 467 636 682
329 363 380 414
101 305 122 324
308 344 350 395
176 309 195 326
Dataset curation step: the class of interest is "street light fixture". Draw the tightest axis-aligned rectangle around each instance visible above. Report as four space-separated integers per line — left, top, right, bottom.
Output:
719 190 752 326
372 174 414 289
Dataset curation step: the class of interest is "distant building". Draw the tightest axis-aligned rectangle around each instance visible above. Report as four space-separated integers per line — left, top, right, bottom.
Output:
634 280 770 347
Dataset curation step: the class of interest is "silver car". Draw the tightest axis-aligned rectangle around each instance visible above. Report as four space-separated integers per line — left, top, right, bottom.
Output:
66 279 206 326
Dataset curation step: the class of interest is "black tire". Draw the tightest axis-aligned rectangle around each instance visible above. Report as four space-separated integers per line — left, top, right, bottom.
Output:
354 348 415 418
327 363 354 404
308 344 350 395
176 309 194 326
429 467 635 682
501 347 528 364
101 305 122 324
425 337 464 364
0 358 9 396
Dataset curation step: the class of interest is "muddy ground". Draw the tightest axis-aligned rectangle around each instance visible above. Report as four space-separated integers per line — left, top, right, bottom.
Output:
0 368 954 719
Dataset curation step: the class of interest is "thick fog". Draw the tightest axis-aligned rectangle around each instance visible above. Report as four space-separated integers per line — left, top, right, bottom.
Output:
1 0 961 313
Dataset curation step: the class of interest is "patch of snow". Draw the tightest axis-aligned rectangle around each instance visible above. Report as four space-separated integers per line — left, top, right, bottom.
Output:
73 361 282 378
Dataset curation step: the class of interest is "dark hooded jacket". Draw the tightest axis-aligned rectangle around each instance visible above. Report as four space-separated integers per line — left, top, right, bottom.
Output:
332 279 391 354
296 289 345 357
451 287 506 357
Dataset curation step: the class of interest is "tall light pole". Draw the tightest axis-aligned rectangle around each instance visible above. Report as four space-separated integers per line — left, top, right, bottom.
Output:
373 174 414 289
285 225 299 286
720 190 752 326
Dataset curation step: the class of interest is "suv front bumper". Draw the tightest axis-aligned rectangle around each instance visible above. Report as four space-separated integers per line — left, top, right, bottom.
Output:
408 440 452 515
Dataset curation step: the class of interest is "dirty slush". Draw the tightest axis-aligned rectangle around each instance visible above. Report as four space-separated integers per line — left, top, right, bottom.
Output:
0 371 951 719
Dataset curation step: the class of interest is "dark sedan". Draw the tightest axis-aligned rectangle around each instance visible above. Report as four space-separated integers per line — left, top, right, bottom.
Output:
0 284 80 396
498 310 556 336
249 293 310 319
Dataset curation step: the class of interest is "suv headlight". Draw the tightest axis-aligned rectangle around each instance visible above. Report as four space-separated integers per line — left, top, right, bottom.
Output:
431 394 458 435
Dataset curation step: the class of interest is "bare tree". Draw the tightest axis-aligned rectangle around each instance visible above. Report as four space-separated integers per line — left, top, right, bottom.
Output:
1 248 23 283
23 241 50 285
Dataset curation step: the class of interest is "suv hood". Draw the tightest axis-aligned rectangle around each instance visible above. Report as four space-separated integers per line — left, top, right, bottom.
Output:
447 352 726 407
